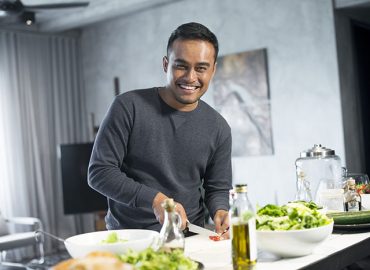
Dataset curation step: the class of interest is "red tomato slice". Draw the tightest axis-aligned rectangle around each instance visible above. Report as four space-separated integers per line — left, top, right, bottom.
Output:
209 235 221 241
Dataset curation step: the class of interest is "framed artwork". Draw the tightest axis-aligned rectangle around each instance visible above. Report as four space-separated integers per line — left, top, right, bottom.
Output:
212 48 274 157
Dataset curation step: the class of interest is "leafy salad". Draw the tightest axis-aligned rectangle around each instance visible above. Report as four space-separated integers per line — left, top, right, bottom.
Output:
100 232 128 244
256 201 333 231
118 248 198 270
100 232 197 269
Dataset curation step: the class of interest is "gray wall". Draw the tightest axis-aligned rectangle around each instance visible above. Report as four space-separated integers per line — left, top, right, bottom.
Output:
80 0 345 206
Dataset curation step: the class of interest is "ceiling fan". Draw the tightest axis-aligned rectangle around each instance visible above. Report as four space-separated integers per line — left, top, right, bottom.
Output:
0 0 89 25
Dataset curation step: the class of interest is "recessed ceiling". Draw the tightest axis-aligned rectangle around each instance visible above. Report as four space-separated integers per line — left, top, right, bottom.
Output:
335 0 370 25
1 0 182 32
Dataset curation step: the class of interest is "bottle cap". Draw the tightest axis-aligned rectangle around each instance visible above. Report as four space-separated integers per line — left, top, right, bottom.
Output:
235 184 248 193
347 178 356 185
161 198 176 212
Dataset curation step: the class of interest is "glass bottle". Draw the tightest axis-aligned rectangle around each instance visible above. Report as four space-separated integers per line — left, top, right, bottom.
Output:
158 198 185 252
229 184 257 270
295 171 313 202
344 178 362 211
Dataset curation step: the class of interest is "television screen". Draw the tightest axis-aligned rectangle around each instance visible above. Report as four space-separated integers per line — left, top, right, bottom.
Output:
60 143 107 214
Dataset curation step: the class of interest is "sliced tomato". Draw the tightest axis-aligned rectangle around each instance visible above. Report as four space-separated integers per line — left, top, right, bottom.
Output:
209 235 221 241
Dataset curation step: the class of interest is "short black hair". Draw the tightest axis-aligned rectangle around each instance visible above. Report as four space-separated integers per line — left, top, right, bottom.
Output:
167 22 219 62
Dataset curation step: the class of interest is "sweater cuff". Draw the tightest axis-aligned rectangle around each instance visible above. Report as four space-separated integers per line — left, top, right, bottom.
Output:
136 185 159 208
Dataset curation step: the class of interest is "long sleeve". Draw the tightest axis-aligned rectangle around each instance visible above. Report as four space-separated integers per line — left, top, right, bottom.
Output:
203 123 233 219
88 97 158 209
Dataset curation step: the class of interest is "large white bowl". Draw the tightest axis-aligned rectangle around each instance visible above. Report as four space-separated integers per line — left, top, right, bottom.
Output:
257 221 333 257
64 229 159 258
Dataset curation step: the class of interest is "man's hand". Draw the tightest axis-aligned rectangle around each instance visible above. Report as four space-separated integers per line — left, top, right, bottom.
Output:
152 192 188 230
213 209 230 239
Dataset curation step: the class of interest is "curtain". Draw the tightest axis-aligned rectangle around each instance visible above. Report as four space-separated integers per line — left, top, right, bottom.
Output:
0 30 95 259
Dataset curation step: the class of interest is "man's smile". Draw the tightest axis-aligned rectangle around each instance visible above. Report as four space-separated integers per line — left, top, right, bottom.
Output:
177 84 201 94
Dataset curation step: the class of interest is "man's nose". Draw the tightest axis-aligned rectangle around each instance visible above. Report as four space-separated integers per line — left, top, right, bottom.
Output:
184 68 197 82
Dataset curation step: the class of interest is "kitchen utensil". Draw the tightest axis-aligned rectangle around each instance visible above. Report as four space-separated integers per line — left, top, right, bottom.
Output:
184 221 218 237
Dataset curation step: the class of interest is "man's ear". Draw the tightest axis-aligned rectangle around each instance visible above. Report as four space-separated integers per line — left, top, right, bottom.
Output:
212 61 217 77
163 56 169 72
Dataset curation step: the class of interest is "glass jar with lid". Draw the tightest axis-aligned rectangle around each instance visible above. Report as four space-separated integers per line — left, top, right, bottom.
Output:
295 144 344 204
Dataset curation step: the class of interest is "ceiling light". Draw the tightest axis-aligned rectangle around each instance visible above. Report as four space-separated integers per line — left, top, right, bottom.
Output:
22 11 34 25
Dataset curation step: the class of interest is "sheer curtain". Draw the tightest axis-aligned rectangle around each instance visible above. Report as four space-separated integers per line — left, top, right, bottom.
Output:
0 30 95 258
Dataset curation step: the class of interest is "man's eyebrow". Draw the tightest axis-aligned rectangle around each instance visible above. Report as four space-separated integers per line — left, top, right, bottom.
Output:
174 59 211 67
197 62 211 67
174 59 188 64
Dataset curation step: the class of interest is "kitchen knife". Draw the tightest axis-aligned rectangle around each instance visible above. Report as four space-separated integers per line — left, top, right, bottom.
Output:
185 221 219 237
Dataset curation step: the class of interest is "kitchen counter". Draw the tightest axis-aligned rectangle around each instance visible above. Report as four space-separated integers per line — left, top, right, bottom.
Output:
185 230 370 270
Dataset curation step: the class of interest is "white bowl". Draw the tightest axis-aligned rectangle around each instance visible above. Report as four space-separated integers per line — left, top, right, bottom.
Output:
257 221 333 257
64 229 159 258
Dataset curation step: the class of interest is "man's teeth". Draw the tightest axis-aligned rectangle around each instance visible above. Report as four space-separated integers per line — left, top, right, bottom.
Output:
180 85 197 90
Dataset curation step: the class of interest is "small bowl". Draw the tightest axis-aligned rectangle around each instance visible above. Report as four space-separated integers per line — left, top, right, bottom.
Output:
257 221 333 257
64 229 159 258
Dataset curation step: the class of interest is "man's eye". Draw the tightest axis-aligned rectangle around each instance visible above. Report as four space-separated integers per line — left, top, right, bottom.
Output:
175 64 187 70
196 66 207 72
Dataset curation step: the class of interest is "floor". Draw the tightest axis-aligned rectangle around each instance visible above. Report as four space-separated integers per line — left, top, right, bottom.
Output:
0 249 71 270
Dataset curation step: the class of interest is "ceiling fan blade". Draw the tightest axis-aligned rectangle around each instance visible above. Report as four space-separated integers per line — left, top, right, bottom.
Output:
24 2 89 10
0 0 23 14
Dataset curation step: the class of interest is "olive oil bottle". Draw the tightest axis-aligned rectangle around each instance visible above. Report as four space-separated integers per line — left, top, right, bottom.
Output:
230 184 257 270
158 198 185 252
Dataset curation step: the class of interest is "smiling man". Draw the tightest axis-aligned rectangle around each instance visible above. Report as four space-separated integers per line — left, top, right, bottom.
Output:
88 22 232 239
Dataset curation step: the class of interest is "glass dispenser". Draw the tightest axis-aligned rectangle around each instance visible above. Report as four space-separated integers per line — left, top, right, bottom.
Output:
295 144 344 205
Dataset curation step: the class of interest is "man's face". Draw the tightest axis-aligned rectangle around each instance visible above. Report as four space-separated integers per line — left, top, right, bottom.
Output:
162 39 217 111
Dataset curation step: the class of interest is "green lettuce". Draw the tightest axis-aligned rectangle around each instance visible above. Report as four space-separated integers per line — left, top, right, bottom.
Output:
118 248 198 270
256 201 332 231
101 232 127 244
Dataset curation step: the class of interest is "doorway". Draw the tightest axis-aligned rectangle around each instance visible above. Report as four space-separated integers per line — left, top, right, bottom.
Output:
352 21 370 175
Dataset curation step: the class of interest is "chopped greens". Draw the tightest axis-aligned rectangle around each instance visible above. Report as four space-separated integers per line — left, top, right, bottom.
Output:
118 248 198 270
256 201 332 231
101 232 127 244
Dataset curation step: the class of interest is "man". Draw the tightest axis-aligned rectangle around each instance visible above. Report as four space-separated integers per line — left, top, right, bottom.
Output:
88 22 232 239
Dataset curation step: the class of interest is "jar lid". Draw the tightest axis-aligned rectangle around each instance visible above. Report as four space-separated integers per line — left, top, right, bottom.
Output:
300 144 336 158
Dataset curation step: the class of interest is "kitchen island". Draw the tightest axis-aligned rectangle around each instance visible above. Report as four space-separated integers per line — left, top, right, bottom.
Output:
185 230 370 270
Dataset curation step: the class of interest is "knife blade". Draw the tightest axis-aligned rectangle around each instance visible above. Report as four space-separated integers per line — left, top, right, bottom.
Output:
185 222 218 237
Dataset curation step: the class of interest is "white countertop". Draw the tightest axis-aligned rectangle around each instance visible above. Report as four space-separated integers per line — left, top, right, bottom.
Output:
184 231 370 270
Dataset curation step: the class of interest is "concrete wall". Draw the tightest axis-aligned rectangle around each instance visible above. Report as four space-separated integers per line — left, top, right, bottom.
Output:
80 0 345 206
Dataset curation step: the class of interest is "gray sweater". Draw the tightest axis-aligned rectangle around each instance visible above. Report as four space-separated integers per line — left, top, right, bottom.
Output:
88 88 232 231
